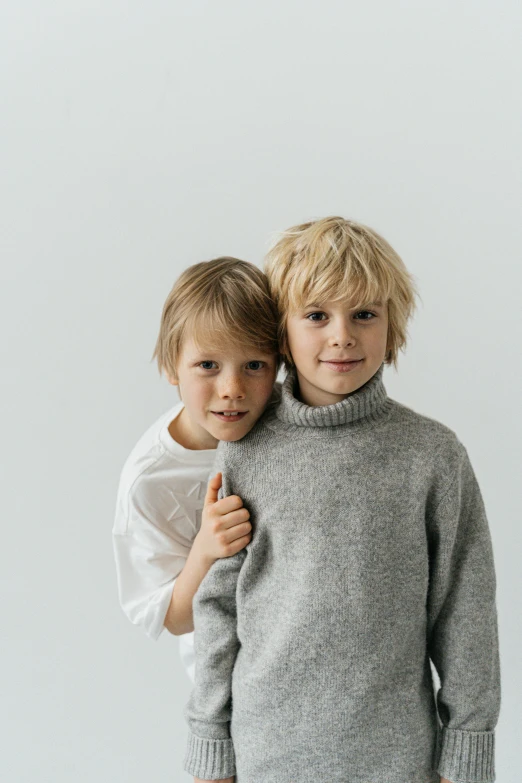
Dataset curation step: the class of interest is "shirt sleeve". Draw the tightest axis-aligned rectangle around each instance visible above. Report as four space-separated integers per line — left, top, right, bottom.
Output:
112 473 194 641
426 442 501 783
112 531 184 641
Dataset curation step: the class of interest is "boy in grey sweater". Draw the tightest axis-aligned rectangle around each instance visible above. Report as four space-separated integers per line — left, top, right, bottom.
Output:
183 217 501 783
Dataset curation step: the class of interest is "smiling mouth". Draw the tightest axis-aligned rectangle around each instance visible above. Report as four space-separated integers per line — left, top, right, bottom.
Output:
320 359 363 373
211 411 248 421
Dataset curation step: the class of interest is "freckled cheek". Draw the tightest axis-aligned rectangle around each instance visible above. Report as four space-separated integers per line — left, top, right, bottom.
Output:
185 381 214 413
250 377 275 404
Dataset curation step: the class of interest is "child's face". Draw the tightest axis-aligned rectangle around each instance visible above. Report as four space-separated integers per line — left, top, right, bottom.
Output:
168 336 278 449
285 298 389 407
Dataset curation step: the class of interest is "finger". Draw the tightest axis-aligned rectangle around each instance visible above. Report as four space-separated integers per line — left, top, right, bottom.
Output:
226 531 252 551
221 508 250 530
204 472 222 506
214 494 244 514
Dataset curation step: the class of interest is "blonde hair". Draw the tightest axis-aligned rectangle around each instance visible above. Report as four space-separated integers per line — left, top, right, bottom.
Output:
263 216 420 370
152 256 280 379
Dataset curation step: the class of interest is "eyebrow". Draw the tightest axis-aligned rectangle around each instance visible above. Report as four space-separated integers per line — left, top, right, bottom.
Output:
189 350 273 361
304 300 384 309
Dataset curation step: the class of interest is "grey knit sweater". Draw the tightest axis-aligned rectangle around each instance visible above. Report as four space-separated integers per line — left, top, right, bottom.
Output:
183 363 501 783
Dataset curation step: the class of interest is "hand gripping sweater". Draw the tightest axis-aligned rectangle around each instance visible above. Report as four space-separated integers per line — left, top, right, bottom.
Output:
183 363 501 783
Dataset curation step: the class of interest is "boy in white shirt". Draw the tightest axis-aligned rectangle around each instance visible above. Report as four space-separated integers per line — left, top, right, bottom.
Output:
112 256 281 681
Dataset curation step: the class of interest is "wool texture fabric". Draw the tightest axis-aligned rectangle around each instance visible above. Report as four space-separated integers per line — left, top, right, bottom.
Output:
183 363 501 783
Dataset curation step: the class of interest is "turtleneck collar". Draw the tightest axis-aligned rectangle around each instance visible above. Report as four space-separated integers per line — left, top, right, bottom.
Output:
274 363 389 428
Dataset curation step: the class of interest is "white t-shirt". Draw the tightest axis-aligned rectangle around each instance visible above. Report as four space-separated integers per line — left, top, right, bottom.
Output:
112 400 215 682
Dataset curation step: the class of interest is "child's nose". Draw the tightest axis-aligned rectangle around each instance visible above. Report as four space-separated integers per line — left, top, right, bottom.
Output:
219 375 246 399
328 321 356 346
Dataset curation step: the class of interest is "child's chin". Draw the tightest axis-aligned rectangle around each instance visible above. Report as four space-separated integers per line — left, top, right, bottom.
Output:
215 422 255 442
219 431 248 442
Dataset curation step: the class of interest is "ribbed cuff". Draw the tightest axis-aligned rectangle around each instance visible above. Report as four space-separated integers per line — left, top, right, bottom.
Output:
437 727 495 782
183 732 236 780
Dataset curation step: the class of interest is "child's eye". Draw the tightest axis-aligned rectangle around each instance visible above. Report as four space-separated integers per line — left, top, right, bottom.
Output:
354 310 376 320
306 312 327 322
246 361 265 371
198 361 218 370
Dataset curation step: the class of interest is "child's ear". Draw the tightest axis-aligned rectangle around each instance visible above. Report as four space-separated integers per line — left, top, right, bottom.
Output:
166 372 179 387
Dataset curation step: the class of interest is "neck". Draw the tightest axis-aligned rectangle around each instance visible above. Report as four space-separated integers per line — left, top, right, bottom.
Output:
293 368 377 408
276 363 389 428
168 408 218 450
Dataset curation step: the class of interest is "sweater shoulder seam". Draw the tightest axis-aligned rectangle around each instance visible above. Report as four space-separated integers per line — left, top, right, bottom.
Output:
429 440 467 519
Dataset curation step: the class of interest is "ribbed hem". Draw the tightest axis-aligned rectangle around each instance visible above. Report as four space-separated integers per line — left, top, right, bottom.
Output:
183 732 235 779
437 727 495 782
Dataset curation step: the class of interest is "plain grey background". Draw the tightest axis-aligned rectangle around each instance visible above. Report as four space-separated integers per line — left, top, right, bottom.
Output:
2 1 521 781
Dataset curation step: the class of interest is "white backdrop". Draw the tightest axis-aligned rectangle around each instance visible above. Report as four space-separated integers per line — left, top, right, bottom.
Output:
1 2 521 781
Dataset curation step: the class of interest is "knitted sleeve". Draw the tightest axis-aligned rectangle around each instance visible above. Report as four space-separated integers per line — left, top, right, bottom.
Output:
426 442 501 783
183 446 242 780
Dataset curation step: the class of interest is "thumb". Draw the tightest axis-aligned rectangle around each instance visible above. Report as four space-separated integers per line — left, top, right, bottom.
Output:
204 472 222 506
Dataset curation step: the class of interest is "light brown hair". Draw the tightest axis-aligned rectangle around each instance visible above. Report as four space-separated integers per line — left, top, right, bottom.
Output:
152 256 280 379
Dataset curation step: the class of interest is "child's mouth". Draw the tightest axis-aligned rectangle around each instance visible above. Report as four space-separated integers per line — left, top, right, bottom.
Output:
321 359 363 373
211 411 248 422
